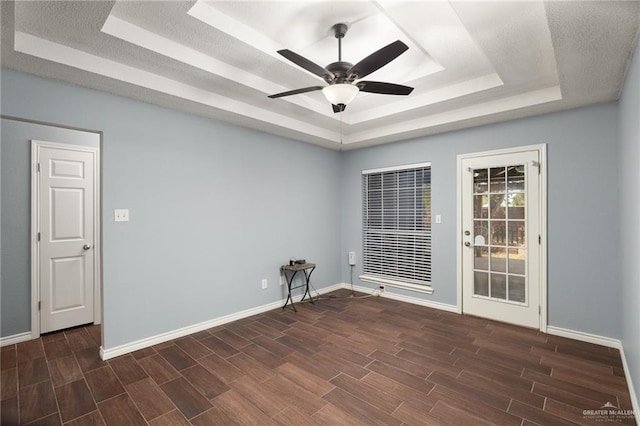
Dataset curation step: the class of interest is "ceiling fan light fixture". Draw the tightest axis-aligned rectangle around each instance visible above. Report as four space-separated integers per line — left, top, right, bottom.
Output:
322 84 359 106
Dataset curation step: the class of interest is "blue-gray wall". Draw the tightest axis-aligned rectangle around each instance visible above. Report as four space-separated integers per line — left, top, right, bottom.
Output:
341 102 621 339
0 66 629 357
1 119 100 336
619 36 640 402
1 69 342 348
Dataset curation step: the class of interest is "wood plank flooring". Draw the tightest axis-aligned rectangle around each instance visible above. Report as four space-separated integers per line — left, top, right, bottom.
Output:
1 289 636 425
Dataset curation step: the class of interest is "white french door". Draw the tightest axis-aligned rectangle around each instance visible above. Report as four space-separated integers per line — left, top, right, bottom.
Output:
34 141 99 334
460 147 544 329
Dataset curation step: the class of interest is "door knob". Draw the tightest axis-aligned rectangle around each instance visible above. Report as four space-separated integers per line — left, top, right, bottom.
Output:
83 244 91 250
464 241 471 247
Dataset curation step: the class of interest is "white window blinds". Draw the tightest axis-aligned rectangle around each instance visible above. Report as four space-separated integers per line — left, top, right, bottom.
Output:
362 163 431 287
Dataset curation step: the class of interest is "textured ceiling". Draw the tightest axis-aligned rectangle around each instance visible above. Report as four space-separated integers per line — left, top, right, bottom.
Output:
2 1 639 150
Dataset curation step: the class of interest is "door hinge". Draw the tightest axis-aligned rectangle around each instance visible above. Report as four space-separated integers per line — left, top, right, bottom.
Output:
37 163 40 173
37 232 41 242
532 160 540 174
539 305 541 315
38 301 41 311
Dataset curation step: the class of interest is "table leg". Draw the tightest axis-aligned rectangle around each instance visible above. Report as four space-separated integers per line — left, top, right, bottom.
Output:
301 267 316 304
283 270 298 312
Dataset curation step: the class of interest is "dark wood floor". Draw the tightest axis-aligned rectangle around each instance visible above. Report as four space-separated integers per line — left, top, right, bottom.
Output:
1 289 636 425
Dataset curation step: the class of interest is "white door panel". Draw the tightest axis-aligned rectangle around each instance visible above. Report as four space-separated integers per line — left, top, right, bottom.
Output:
461 150 541 329
51 256 85 309
50 158 85 178
38 144 96 333
51 188 85 240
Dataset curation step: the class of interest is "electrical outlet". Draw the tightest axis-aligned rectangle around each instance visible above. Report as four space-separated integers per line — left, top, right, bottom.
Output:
261 279 268 289
348 251 356 265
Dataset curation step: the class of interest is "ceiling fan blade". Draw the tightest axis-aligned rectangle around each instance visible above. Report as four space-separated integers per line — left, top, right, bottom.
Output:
268 86 324 99
357 81 414 95
347 40 409 79
332 104 346 113
277 49 334 81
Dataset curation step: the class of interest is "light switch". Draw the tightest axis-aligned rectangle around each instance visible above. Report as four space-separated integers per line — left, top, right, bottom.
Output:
114 209 129 222
435 214 442 224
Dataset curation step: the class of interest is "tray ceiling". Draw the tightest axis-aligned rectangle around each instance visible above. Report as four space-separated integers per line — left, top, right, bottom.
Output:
2 1 639 150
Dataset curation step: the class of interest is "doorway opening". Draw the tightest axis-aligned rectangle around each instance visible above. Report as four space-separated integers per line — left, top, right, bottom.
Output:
31 139 101 338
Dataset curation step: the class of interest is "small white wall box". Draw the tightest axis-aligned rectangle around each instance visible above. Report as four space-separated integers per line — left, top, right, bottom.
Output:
348 251 356 265
114 209 129 222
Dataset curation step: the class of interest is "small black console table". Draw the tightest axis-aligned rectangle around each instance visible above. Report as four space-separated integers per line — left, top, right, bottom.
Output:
281 262 316 312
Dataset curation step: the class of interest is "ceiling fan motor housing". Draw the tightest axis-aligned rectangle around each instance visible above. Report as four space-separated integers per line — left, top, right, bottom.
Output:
325 61 355 83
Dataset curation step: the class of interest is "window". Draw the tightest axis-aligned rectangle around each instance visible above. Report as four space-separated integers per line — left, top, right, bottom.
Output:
361 162 432 293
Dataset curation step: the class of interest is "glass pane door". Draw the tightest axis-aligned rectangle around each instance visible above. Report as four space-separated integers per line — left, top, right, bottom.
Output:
472 165 527 303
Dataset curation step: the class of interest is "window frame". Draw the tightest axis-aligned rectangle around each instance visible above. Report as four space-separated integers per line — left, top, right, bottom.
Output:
360 162 433 294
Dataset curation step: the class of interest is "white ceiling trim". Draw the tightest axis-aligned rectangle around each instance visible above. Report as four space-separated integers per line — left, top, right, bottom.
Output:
188 1 293 70
101 14 333 118
4 1 636 150
375 0 493 75
95 14 512 139
14 31 341 143
188 0 444 82
346 85 562 145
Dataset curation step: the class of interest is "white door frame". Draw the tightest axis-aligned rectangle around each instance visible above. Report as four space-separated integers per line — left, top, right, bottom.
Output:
31 140 101 339
456 144 547 332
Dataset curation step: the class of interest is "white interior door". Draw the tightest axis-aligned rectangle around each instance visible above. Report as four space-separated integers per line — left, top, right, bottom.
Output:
37 143 97 333
461 149 541 329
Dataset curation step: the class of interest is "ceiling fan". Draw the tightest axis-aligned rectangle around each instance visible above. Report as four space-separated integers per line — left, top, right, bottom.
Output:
268 23 414 113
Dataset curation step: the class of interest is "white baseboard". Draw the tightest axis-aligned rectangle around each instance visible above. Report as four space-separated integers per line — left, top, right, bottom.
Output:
342 283 458 313
100 283 344 360
0 331 32 347
546 326 622 349
619 345 640 423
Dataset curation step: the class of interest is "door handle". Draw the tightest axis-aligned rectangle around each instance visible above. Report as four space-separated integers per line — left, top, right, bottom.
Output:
464 241 472 247
83 244 91 251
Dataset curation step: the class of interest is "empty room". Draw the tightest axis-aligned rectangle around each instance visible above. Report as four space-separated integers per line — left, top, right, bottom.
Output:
1 1 639 425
